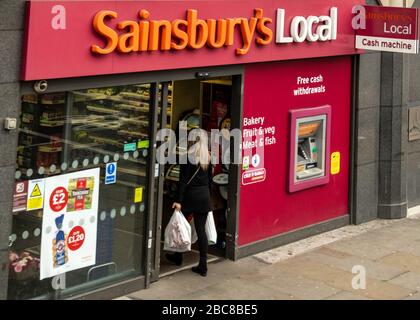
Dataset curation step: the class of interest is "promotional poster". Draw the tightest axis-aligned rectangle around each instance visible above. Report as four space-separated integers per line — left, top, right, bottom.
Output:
40 168 100 280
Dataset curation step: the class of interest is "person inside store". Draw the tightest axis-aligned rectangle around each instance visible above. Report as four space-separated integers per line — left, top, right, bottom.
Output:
167 131 212 277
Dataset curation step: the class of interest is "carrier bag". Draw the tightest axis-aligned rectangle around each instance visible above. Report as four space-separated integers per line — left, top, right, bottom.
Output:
190 211 217 245
191 219 198 244
206 211 217 245
164 210 192 252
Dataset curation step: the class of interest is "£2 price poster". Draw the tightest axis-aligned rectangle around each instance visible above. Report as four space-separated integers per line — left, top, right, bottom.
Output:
40 168 100 280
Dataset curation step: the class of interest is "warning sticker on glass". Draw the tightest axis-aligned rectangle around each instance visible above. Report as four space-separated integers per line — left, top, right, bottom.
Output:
27 179 45 211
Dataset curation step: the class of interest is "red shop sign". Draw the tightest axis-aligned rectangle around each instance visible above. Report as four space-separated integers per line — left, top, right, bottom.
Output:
22 0 360 80
355 5 419 54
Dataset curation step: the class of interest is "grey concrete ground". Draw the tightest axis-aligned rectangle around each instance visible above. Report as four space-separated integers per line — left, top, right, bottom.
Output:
117 213 420 300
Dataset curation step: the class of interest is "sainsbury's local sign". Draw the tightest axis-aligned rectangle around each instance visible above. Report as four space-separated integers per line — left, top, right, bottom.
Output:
355 5 419 54
91 8 338 56
22 0 359 80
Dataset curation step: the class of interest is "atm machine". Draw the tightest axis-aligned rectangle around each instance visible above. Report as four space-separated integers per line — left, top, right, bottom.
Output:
289 106 331 193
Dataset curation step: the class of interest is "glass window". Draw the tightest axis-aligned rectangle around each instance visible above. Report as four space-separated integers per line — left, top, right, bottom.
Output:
8 83 154 299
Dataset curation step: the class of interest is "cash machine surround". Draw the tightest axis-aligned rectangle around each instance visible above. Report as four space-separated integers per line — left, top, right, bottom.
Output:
289 105 331 193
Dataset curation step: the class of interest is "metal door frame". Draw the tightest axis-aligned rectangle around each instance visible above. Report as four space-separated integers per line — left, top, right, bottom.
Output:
149 66 244 282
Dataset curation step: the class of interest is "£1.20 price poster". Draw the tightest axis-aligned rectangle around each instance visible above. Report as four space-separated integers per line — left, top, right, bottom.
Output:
40 168 100 280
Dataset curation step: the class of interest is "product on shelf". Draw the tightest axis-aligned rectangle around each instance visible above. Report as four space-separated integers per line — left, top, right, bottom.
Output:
41 93 66 105
39 107 65 127
9 250 40 280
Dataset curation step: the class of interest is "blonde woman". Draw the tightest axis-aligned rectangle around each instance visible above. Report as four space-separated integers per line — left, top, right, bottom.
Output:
168 131 212 276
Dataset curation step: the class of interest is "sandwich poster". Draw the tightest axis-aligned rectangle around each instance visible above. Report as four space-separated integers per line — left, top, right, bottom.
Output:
40 168 100 280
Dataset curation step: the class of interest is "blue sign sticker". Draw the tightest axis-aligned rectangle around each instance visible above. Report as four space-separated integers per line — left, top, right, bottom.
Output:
105 162 117 185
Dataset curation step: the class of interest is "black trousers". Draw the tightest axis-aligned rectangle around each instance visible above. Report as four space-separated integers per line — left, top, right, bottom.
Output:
175 211 208 262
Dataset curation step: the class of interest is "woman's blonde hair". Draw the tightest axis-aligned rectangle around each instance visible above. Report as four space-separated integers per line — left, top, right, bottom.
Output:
188 130 210 171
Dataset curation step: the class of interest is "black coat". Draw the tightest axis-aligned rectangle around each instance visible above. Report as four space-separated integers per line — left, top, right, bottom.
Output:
177 161 212 214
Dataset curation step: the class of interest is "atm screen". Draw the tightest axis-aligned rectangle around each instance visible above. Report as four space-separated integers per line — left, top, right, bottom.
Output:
298 121 321 138
295 117 325 181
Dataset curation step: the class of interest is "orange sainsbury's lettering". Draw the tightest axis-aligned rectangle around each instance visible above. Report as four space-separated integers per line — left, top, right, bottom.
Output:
187 9 209 49
91 10 118 54
117 20 139 53
206 19 227 49
225 18 242 47
237 17 257 55
256 9 273 45
91 8 273 55
149 20 172 51
138 10 150 51
171 19 189 50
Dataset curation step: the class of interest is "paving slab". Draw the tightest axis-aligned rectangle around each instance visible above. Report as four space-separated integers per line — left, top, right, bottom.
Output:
327 239 398 261
113 296 134 300
178 278 296 300
119 216 420 301
258 271 341 300
388 271 420 291
254 219 396 265
403 292 420 300
324 291 372 300
267 256 415 300
304 250 405 281
128 258 267 300
128 269 214 300
377 252 420 273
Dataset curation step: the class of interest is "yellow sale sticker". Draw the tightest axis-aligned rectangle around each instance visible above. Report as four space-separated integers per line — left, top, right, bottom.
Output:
134 187 143 203
331 152 340 175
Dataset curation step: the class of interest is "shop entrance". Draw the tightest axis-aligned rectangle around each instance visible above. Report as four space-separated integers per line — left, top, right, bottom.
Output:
11 66 242 298
153 75 241 278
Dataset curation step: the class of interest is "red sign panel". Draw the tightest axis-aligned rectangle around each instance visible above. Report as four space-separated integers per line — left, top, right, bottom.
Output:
242 168 266 185
239 56 351 246
355 5 419 53
13 181 28 213
22 0 360 80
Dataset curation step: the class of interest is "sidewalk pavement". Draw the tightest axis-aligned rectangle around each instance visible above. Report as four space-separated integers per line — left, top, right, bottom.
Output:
118 213 420 300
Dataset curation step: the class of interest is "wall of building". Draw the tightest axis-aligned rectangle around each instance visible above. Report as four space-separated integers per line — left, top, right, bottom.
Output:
354 51 382 224
406 0 420 209
0 0 418 299
352 0 381 224
239 56 352 245
0 0 25 300
353 0 420 222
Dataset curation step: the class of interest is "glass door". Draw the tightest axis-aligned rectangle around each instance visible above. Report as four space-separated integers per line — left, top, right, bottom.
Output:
9 83 156 299
150 74 242 280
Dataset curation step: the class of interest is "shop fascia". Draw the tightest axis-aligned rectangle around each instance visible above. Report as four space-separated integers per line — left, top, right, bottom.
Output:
92 7 338 56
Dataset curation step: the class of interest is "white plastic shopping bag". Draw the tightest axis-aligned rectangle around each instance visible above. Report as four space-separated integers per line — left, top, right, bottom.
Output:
164 210 192 252
191 211 217 245
205 211 217 245
191 219 198 244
